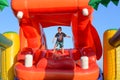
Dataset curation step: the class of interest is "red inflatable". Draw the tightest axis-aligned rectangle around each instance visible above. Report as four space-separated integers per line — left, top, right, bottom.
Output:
11 0 102 80
15 48 99 80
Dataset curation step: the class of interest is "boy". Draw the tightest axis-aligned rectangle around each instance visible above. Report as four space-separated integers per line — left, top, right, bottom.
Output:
52 27 70 54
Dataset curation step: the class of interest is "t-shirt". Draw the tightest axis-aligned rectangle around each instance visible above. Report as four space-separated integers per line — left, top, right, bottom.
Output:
55 32 67 42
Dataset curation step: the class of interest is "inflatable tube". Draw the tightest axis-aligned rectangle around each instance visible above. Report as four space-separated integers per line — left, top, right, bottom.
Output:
103 29 117 80
109 29 120 47
12 0 90 14
0 32 20 80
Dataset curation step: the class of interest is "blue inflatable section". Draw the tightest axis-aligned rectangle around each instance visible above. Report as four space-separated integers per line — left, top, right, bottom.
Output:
14 77 19 80
98 68 103 80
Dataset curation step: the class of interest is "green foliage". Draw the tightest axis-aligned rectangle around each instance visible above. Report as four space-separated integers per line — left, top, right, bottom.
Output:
0 0 9 11
89 0 119 10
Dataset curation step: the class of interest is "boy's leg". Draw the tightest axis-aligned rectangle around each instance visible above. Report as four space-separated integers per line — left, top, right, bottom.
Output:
53 44 57 53
60 42 64 54
52 43 57 59
53 41 59 53
53 42 62 59
61 47 64 54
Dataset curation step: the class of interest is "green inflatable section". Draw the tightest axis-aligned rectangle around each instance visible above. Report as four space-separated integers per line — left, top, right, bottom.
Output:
0 33 12 48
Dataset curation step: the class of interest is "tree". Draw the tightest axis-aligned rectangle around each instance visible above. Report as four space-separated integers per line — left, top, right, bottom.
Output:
0 0 9 11
89 0 119 10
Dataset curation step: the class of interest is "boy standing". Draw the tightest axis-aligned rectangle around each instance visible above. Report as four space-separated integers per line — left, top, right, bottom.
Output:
52 27 70 54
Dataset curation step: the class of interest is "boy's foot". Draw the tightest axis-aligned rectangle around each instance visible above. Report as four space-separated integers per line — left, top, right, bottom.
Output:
61 51 64 54
53 50 55 53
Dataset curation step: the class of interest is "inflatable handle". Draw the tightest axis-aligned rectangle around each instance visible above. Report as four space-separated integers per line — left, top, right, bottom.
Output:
25 54 33 67
81 56 89 69
0 33 12 48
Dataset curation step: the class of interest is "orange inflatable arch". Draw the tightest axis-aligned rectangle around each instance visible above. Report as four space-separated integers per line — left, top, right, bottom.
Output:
11 0 102 80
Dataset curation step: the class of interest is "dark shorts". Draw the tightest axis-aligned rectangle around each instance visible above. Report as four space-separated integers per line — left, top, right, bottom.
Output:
55 41 63 48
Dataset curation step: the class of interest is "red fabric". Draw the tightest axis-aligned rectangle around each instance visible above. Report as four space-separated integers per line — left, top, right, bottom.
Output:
33 49 46 63
36 58 48 69
90 24 102 60
37 57 75 70
17 47 33 61
71 49 81 60
80 47 96 63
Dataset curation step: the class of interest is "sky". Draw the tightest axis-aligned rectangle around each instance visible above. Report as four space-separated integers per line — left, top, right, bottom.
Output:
0 0 120 70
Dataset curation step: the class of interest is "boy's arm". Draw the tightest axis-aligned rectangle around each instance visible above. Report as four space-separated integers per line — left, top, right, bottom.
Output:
63 33 71 38
66 35 71 38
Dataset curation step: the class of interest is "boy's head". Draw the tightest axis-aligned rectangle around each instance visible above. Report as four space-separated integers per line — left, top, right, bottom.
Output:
58 27 62 33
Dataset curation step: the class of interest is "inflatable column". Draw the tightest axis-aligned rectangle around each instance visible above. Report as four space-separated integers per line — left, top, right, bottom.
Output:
103 29 120 80
0 32 20 80
0 33 12 80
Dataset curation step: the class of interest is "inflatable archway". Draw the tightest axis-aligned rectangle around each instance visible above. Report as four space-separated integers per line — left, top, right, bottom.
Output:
11 0 102 80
